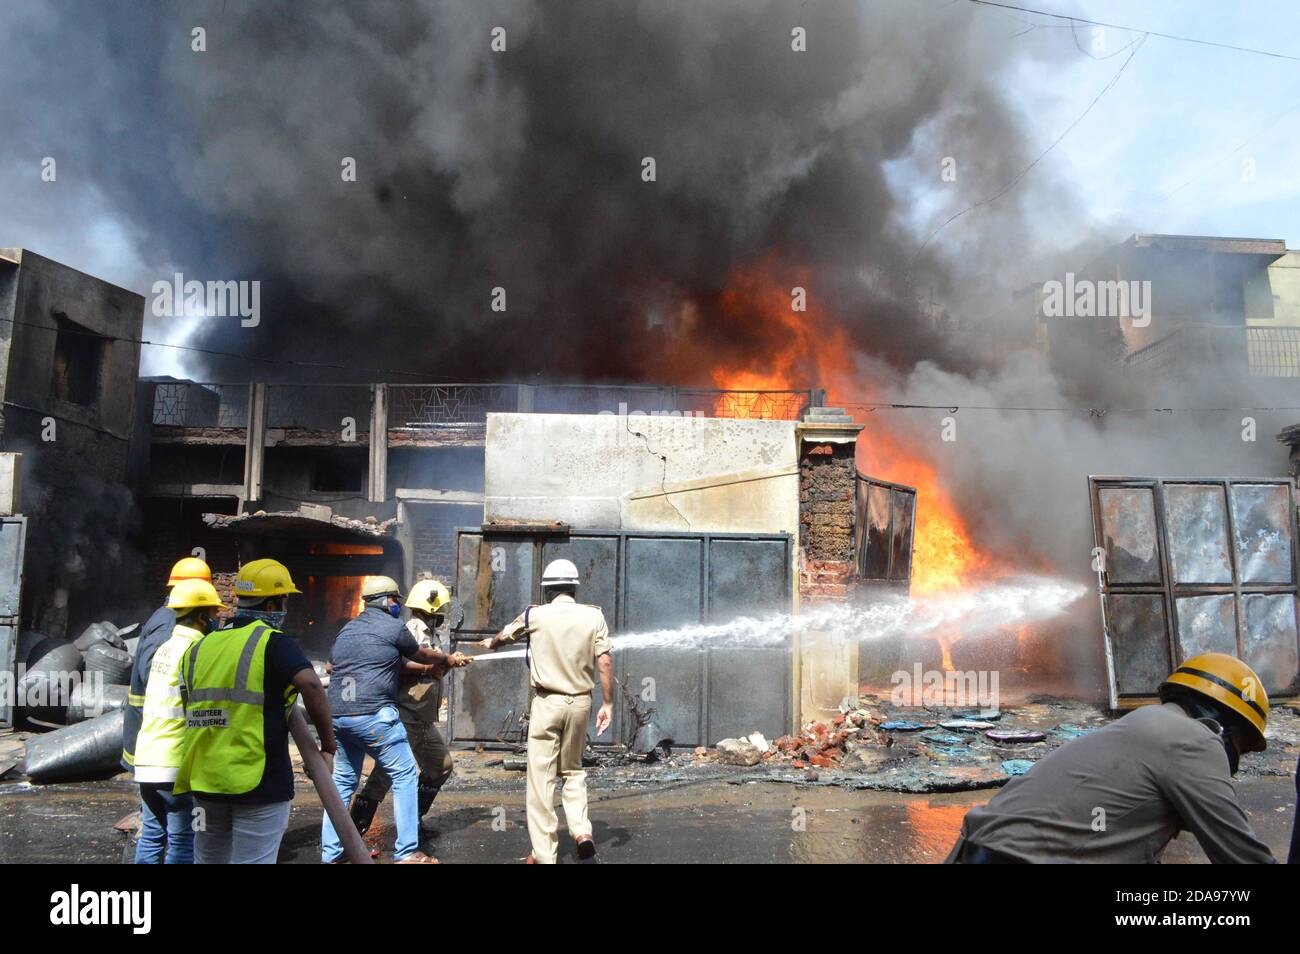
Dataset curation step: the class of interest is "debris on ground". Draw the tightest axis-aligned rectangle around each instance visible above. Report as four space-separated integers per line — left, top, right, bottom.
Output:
715 737 763 766
940 719 995 731
683 694 1277 793
986 729 1047 743
23 709 126 783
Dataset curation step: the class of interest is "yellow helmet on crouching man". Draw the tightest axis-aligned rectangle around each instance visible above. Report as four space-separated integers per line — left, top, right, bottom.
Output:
406 578 449 616
1159 652 1270 753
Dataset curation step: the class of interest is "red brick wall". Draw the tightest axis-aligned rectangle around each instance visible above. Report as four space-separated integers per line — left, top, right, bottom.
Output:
799 440 856 602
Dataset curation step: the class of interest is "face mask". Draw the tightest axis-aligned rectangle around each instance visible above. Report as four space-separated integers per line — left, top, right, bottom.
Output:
388 602 402 619
243 608 287 629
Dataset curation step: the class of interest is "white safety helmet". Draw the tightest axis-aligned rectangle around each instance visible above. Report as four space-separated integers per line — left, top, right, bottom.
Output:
540 558 580 588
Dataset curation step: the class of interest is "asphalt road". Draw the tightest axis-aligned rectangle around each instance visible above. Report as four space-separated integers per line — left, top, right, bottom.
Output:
1 769 1294 864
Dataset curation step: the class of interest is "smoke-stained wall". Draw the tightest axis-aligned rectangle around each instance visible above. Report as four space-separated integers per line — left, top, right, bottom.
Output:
0 250 145 635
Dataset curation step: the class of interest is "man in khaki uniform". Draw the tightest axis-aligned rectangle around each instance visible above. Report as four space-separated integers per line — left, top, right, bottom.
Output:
479 558 613 863
946 652 1276 864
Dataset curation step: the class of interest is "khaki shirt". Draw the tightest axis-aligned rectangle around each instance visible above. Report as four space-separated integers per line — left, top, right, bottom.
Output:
947 702 1274 864
497 594 612 695
398 616 441 720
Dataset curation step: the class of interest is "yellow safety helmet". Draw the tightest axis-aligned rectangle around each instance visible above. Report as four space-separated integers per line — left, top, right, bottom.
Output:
1160 652 1270 752
234 559 301 599
167 578 226 611
360 575 402 600
406 579 450 615
167 556 211 587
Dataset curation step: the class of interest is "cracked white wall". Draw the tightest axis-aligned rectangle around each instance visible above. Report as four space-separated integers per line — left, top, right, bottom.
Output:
484 412 799 538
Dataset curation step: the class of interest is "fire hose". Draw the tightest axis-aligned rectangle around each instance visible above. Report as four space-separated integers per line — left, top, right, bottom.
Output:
288 708 373 864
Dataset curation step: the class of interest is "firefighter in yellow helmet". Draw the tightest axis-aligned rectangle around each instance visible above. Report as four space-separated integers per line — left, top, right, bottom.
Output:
947 653 1276 864
349 578 470 837
131 579 226 865
123 556 212 863
321 575 470 863
174 558 335 864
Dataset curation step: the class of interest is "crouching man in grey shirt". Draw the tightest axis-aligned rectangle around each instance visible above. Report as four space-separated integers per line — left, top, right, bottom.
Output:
946 653 1275 864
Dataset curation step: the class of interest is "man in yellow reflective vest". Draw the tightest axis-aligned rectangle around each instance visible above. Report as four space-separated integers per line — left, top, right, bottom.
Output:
175 559 335 864
123 555 211 863
131 577 225 864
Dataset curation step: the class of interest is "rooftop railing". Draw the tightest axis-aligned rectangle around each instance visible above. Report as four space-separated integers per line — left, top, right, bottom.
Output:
153 382 821 428
1123 324 1300 378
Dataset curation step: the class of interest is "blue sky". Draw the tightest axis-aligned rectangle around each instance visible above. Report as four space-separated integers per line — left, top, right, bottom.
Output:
977 0 1300 245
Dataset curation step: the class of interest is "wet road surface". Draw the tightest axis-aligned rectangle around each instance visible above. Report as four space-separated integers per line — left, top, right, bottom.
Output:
2 771 1294 864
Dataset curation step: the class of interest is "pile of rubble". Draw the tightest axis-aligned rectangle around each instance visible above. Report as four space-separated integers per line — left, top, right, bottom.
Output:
699 694 1117 791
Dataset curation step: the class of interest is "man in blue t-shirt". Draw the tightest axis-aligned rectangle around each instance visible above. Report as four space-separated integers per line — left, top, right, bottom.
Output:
322 576 459 864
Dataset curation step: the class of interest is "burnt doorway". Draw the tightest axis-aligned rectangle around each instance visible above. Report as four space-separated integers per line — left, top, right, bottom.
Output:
203 512 403 659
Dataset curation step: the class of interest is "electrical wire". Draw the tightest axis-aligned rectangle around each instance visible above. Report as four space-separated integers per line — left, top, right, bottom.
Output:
918 32 1147 250
965 0 1300 63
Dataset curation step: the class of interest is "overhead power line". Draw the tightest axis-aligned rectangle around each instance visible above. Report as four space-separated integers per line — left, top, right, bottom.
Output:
966 0 1300 63
918 32 1147 249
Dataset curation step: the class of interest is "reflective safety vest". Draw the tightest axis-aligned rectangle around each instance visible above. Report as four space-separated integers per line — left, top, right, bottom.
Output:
173 621 297 796
133 623 205 783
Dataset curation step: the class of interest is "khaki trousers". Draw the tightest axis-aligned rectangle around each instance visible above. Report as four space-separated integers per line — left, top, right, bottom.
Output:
526 690 592 864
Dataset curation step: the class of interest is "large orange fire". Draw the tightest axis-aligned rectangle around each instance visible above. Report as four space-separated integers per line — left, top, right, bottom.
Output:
706 261 992 597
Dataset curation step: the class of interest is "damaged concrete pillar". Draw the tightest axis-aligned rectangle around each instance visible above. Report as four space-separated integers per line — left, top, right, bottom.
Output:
242 382 267 506
368 383 388 503
796 408 862 726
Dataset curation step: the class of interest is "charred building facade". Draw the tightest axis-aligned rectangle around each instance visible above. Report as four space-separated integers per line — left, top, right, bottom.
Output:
0 248 145 639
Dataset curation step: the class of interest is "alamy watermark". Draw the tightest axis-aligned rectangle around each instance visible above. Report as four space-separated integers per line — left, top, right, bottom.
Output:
151 272 260 327
890 663 999 708
1041 272 1150 327
0 666 106 715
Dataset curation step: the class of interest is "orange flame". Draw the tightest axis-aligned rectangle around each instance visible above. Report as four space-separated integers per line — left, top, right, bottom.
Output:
863 431 991 594
706 260 991 597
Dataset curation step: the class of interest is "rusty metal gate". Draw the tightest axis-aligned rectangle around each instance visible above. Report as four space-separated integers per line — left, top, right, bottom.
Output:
448 527 793 748
1089 477 1300 707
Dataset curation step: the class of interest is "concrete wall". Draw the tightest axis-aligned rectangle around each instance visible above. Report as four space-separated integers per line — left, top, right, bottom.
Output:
484 412 799 536
0 249 142 440
0 250 145 635
1265 251 1300 325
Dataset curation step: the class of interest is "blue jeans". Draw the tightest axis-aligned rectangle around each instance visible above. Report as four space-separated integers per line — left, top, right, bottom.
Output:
322 705 421 862
135 783 194 864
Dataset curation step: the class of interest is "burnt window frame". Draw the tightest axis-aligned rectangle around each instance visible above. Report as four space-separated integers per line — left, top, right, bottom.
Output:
855 474 916 586
49 311 105 406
